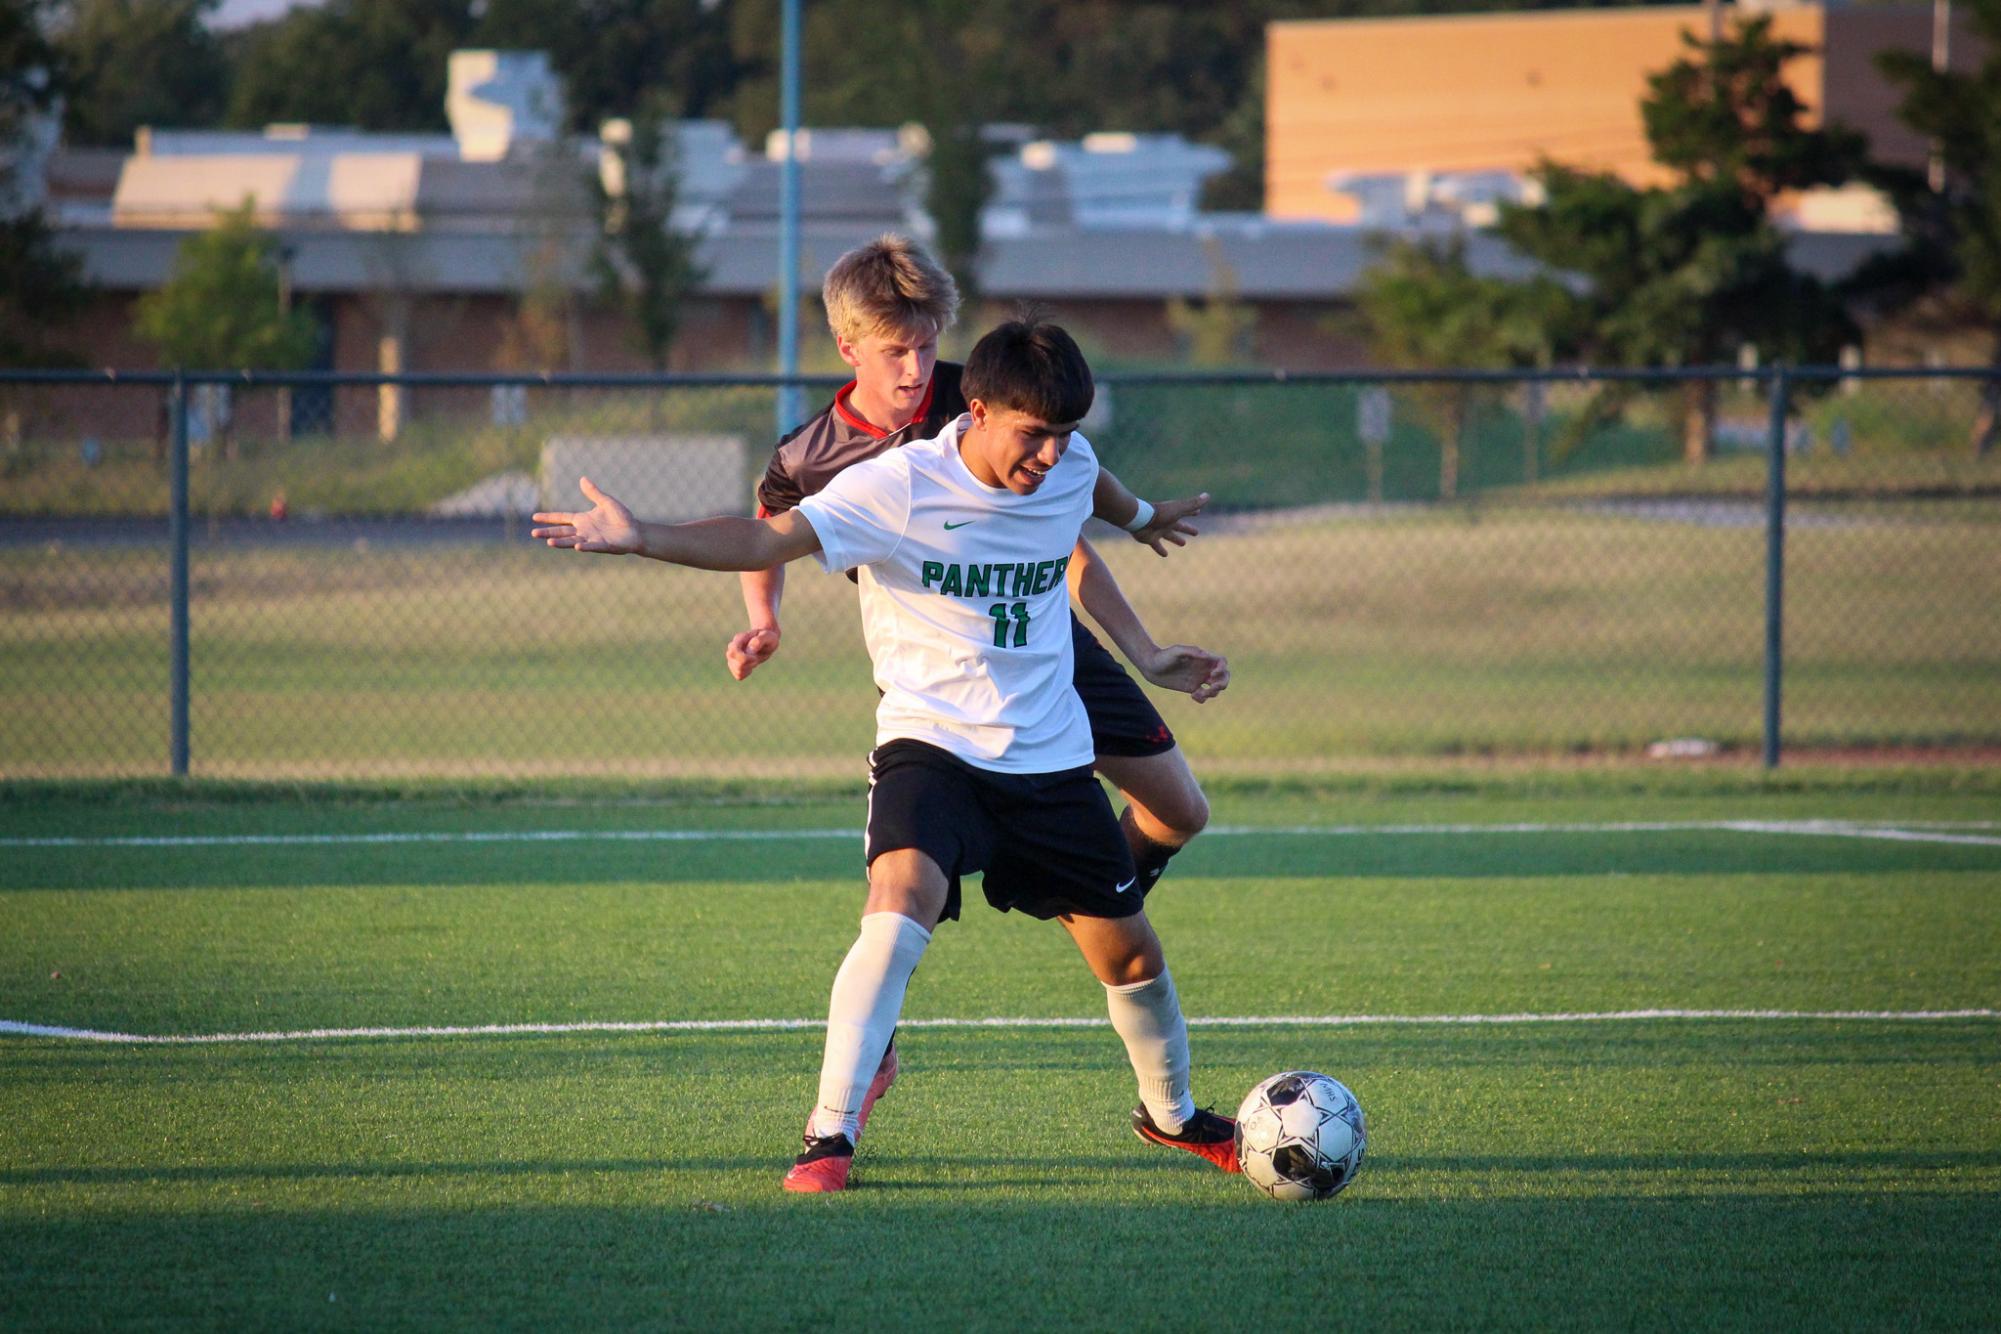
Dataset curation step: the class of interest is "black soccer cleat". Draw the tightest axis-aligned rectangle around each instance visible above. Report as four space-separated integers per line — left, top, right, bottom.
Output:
1131 1104 1242 1174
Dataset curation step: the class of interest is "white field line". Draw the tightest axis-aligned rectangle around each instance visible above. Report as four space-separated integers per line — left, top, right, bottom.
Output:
3 1009 1996 1046
0 828 863 849
4 818 1999 851
1722 820 2001 848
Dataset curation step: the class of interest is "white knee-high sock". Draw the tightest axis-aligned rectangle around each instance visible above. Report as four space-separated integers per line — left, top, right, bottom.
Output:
1104 968 1196 1133
809 911 931 1143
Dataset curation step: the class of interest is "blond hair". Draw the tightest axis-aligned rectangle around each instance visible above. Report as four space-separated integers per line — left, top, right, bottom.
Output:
821 234 960 343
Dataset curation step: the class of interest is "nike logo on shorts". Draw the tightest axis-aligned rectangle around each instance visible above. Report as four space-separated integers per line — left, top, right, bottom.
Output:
1114 876 1136 894
944 519 975 530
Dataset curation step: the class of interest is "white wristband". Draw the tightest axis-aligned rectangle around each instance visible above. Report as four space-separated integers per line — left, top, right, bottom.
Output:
1122 498 1156 534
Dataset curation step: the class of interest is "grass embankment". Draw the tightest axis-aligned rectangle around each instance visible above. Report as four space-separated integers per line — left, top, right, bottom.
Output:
4 502 1996 778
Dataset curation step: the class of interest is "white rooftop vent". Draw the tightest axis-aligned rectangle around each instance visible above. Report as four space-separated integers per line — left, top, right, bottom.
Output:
763 127 907 166
447 50 565 162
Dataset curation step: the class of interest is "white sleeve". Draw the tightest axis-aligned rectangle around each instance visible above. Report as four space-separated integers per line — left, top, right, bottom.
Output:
794 452 911 574
1069 432 1100 484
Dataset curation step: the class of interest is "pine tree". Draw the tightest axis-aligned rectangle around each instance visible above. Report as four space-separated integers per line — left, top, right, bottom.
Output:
1867 0 2001 454
0 0 88 368
593 103 707 373
1497 16 1864 463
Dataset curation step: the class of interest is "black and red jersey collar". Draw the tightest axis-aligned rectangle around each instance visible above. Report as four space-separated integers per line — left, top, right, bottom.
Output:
831 377 937 440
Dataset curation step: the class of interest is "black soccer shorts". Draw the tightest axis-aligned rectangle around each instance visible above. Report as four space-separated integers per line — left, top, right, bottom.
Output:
1069 613 1176 759
865 738 1140 923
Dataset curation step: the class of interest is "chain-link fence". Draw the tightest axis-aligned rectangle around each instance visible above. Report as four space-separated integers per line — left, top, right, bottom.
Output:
2 366 1996 780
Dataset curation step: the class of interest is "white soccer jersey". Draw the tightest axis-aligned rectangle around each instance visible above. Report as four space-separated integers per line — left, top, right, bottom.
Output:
795 413 1098 774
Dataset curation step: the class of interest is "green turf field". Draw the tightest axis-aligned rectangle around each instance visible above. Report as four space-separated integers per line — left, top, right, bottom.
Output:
3 779 1998 1328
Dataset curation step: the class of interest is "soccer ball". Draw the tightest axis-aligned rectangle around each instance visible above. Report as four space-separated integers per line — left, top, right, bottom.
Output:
1233 1071 1366 1201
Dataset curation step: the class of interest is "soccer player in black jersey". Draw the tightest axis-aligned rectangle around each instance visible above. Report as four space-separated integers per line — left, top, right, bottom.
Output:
730 236 1224 896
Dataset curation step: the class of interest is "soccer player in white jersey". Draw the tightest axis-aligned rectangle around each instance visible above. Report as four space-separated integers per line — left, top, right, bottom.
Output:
736 236 1227 1139
532 318 1239 1192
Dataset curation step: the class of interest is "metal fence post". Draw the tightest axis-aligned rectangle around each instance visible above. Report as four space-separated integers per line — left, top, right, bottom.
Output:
774 0 803 437
168 372 190 777
1762 367 1788 770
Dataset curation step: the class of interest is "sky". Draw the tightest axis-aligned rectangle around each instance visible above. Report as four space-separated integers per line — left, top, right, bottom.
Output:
211 0 321 29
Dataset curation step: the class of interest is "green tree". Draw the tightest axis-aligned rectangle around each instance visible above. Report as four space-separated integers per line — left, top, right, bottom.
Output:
224 0 473 132
471 0 740 133
1867 0 2001 454
1642 15 1866 208
1496 16 1864 464
492 139 592 375
715 0 1281 237
1 0 89 368
710 2 1591 211
496 235 574 373
1357 235 1571 498
134 198 316 369
593 103 707 371
1199 54 1266 212
922 115 993 304
2 0 63 147
719 0 1004 303
54 0 227 146
1166 238 1259 369
0 213 87 366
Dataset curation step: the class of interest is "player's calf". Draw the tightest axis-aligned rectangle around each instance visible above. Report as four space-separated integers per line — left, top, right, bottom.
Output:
1119 806 1189 897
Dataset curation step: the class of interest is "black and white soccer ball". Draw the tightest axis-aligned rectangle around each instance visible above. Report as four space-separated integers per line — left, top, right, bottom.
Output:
1233 1070 1366 1201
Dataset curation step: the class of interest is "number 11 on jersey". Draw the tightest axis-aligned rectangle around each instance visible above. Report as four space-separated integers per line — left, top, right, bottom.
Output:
988 601 1029 647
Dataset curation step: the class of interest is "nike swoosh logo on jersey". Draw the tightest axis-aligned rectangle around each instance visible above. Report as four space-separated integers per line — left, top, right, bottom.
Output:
943 520 975 530
1114 876 1136 894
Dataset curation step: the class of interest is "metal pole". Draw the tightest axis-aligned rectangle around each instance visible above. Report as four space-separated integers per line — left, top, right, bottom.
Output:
1522 380 1542 485
168 373 191 777
1761 367 1788 770
276 244 294 443
1929 0 1951 192
775 0 803 436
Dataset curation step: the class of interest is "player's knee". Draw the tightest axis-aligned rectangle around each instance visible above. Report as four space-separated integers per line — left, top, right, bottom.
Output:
1113 753 1210 844
1086 920 1166 986
1141 786 1209 844
1107 949 1165 987
1172 788 1211 840
865 848 948 922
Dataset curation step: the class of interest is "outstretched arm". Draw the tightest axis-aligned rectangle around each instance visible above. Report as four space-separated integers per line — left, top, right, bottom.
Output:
532 477 822 570
1092 468 1210 557
1068 538 1229 704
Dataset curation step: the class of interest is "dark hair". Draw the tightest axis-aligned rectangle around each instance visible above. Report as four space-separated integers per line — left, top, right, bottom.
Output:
960 317 1094 425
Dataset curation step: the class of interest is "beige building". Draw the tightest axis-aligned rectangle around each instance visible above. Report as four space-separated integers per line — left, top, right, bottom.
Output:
1267 2 1982 223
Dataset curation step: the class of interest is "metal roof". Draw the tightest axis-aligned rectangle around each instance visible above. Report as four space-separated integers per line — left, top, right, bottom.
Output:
63 217 1895 303
978 222 1543 300
65 220 918 297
